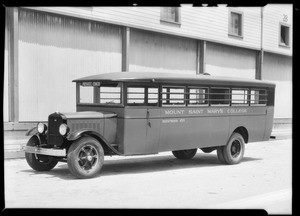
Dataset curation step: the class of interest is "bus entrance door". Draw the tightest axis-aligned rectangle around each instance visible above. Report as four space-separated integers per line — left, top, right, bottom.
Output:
145 109 161 154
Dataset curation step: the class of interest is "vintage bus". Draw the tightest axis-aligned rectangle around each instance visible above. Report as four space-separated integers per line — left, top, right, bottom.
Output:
23 72 275 178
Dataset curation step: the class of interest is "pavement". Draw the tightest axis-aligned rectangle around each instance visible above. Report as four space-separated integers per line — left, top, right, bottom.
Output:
4 138 292 213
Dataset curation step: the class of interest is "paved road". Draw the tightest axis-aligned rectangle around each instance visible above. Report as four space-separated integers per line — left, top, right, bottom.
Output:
4 139 292 214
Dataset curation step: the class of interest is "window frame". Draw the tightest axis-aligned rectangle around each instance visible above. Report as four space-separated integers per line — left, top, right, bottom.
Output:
77 82 124 107
125 84 160 107
231 88 250 106
210 87 231 106
279 22 291 48
160 7 181 25
187 86 209 107
249 88 267 106
161 85 186 107
228 9 244 39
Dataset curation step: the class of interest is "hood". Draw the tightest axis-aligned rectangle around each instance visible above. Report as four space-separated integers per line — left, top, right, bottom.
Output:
61 111 117 119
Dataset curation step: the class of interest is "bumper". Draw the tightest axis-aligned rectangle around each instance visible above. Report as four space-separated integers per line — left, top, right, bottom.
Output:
22 146 66 157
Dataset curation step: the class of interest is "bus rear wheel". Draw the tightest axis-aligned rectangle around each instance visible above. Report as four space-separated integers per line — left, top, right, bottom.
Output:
217 133 245 165
172 149 197 160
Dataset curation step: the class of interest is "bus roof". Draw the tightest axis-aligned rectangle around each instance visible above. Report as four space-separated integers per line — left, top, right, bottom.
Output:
73 72 275 88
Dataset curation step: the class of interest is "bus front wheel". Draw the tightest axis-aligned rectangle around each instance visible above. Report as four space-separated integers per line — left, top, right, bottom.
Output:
67 137 104 179
172 149 197 160
217 133 245 165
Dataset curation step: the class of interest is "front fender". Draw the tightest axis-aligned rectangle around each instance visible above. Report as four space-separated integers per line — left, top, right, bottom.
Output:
25 127 38 136
67 129 122 155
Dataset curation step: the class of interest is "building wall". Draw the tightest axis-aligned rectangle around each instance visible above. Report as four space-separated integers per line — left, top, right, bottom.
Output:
129 29 197 74
18 9 122 121
206 42 256 79
29 6 263 51
263 4 293 56
262 52 292 119
4 6 293 124
4 10 9 122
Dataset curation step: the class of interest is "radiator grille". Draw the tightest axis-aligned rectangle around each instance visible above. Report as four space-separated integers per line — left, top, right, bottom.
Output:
47 113 65 146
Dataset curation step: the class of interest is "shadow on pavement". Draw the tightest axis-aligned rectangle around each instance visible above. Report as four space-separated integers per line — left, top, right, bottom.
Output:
20 153 262 180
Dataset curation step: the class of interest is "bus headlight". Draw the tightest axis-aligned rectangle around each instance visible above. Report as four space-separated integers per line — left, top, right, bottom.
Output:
59 123 69 136
37 122 47 134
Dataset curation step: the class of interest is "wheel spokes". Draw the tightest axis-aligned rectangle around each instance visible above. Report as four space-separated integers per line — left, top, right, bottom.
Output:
77 145 98 170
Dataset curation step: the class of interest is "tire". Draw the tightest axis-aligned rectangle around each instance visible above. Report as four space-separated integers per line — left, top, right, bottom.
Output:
217 146 226 164
219 133 245 165
25 136 58 171
67 137 104 179
172 148 197 160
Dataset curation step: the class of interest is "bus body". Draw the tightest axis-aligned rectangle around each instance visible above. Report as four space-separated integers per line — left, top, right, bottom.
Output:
23 72 275 178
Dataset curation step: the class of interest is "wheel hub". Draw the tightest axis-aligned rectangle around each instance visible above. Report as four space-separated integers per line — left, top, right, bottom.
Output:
231 140 241 158
87 155 93 161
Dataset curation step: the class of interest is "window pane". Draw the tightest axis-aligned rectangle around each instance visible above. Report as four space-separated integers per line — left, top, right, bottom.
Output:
280 25 289 45
232 89 248 105
250 89 267 105
148 88 158 104
80 86 93 103
127 87 145 105
161 7 179 22
162 87 185 106
188 88 208 106
230 12 242 36
100 86 121 104
210 88 230 105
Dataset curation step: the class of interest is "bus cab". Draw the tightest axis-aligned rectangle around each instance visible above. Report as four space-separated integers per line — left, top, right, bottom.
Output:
23 72 276 178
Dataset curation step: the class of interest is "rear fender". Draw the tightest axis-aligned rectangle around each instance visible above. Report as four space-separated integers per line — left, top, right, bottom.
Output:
67 129 122 155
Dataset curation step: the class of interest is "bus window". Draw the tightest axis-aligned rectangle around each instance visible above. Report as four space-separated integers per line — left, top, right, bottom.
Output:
162 87 185 106
210 87 230 105
188 87 208 106
250 89 267 105
148 88 158 105
79 85 94 103
232 89 249 106
127 87 145 105
99 86 121 104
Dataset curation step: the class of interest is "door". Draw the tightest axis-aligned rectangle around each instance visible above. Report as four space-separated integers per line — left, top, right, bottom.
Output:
145 108 161 154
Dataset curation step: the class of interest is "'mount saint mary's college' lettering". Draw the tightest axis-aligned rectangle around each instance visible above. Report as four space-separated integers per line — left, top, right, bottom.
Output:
164 108 248 116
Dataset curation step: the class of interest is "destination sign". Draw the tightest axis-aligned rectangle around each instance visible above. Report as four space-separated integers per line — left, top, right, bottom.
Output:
81 82 101 87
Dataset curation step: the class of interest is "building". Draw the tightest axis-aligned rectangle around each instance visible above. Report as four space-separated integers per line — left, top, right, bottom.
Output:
4 5 292 130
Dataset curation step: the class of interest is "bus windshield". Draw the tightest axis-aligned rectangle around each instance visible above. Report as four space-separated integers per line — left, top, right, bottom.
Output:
78 81 122 105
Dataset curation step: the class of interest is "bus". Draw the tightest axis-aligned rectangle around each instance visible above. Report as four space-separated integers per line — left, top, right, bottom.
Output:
23 72 276 178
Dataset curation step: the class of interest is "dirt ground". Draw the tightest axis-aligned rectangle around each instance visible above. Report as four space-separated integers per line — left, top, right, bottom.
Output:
4 139 292 214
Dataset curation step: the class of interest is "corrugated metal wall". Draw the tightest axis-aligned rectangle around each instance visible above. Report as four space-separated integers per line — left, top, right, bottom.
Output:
206 42 256 79
129 29 197 74
18 9 122 121
4 10 9 122
262 52 292 118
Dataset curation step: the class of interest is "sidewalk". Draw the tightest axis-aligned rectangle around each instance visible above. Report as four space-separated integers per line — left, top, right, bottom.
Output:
3 125 292 159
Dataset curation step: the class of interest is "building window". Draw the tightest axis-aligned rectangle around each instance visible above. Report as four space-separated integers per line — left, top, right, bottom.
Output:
279 24 290 47
160 7 180 24
229 11 243 37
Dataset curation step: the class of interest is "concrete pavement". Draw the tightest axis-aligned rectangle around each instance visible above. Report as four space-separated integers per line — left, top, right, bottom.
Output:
4 138 292 213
